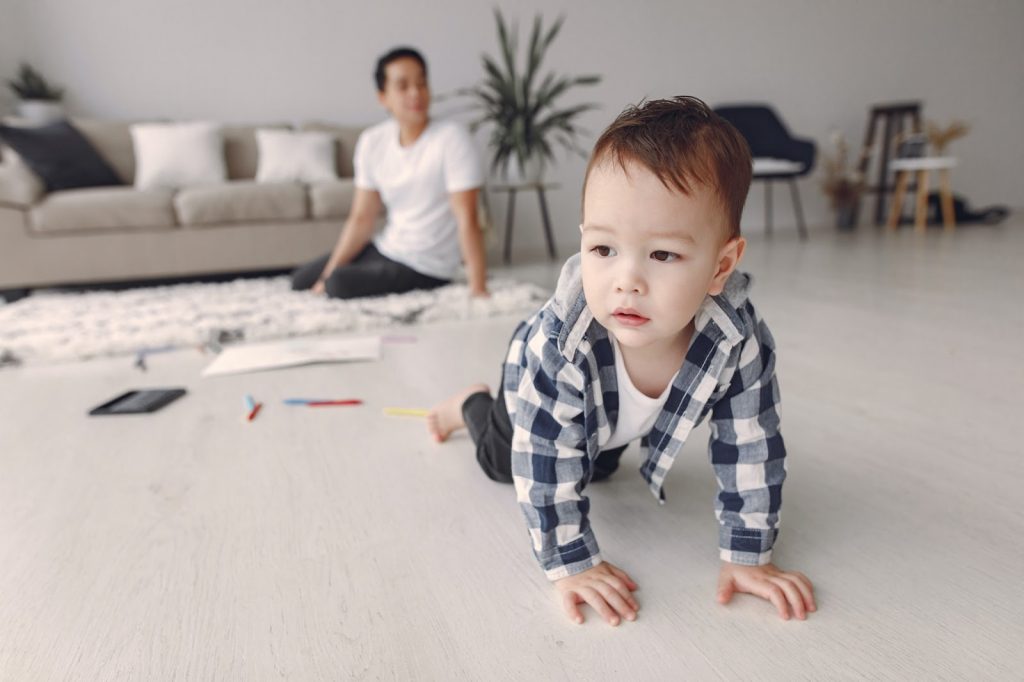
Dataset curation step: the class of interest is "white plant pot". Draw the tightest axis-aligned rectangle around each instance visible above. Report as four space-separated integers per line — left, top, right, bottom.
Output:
17 100 65 125
504 156 545 184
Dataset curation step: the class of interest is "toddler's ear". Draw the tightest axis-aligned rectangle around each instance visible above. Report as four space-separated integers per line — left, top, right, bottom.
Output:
708 237 746 295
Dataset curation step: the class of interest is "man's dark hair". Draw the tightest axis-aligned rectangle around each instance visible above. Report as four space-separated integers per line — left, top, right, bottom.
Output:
374 47 428 92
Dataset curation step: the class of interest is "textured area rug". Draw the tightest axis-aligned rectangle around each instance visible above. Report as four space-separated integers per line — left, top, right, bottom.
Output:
0 277 549 368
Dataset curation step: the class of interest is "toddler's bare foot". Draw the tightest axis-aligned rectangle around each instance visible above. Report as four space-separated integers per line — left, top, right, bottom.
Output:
427 383 489 443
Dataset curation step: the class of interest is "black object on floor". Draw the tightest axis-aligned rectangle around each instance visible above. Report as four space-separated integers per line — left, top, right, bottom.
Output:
88 388 187 416
895 193 1010 227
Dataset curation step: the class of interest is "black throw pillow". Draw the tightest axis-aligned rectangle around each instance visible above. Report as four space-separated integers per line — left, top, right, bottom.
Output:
0 120 122 192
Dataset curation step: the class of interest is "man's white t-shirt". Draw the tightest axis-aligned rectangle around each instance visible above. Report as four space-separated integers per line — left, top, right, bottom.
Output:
354 118 484 280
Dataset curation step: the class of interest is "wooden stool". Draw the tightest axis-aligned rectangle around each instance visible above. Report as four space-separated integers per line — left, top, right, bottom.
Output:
857 102 923 226
886 157 958 233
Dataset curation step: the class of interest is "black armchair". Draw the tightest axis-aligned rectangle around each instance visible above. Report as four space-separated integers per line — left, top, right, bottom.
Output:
714 104 815 240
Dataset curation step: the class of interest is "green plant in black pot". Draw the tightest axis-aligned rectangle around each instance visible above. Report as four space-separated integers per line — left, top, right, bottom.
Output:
7 63 64 102
457 9 601 182
7 63 66 124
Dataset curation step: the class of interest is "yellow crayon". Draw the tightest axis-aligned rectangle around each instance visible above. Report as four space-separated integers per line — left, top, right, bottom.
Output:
383 407 429 418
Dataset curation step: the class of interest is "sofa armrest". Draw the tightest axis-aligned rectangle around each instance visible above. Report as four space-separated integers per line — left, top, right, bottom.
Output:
0 156 44 208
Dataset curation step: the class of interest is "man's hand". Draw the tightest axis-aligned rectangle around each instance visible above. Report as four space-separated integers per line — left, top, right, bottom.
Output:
717 562 816 620
554 562 639 626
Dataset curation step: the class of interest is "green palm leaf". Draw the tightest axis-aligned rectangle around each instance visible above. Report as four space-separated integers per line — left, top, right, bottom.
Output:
461 10 601 177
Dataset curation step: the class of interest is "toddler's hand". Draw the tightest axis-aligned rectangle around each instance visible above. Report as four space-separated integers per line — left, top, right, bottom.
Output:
554 562 639 626
717 562 816 620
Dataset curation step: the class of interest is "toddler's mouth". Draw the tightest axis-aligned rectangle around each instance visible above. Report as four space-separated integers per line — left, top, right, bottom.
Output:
612 308 650 327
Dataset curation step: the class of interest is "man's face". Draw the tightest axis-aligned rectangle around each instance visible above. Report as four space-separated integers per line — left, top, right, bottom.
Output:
580 158 744 351
378 57 430 126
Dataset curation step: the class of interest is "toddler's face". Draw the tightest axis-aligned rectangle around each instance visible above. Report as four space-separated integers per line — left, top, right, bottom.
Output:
580 159 743 352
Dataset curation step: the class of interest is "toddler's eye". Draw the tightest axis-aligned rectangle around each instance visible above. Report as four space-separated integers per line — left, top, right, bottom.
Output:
651 250 679 262
591 245 615 257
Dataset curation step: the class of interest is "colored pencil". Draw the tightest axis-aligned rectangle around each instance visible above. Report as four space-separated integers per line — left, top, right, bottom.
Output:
246 403 263 421
305 400 363 407
383 407 429 418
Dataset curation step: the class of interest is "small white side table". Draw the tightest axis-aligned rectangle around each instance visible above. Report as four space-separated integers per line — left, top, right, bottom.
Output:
887 156 958 232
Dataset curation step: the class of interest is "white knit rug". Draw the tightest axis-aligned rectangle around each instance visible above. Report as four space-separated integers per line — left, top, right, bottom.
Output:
0 277 548 368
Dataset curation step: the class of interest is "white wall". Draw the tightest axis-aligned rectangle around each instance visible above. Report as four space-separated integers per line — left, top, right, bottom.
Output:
6 0 1023 256
0 1 27 115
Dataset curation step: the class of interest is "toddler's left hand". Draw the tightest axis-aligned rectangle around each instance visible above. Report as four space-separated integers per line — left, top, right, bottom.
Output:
717 562 816 620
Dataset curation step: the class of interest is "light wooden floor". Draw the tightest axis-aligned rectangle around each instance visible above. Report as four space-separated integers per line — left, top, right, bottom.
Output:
1 223 1022 680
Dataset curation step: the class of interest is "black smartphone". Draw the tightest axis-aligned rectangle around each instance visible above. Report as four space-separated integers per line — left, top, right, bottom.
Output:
88 388 187 416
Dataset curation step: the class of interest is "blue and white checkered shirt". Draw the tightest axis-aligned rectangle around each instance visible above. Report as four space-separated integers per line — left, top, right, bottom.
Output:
503 254 787 580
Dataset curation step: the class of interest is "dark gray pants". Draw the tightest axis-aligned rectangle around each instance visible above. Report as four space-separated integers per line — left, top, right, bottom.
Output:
291 244 449 299
462 388 626 483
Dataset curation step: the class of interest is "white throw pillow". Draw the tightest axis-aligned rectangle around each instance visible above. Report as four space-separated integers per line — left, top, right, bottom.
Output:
255 129 337 183
130 122 226 189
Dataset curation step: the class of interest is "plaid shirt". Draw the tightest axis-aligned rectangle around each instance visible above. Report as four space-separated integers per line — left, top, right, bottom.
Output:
503 254 787 580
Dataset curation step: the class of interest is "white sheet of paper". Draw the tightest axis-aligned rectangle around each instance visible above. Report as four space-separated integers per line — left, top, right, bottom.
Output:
201 336 381 377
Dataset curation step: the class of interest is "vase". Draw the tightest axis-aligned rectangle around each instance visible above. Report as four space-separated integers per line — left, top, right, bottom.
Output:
835 203 857 231
17 100 65 125
505 155 545 185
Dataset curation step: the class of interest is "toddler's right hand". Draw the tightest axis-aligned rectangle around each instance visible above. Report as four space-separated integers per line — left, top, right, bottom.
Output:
554 561 639 626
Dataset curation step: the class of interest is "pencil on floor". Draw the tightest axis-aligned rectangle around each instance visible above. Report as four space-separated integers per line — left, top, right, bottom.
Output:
383 407 429 418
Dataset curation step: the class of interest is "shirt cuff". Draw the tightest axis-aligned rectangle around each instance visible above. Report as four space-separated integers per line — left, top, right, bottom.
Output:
539 528 603 581
718 525 777 566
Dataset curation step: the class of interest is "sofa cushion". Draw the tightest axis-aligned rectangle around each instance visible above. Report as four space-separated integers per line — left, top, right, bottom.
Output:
30 186 176 234
70 120 292 184
225 123 290 180
0 120 123 192
256 129 338 183
300 122 362 178
175 181 306 226
0 150 45 207
309 179 356 219
73 119 138 184
131 122 227 189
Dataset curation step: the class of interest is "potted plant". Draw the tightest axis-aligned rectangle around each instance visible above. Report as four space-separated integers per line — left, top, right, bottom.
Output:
6 63 65 124
821 132 866 231
457 9 601 183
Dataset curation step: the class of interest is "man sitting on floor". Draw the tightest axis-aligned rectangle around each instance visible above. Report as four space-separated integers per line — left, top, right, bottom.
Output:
292 46 488 299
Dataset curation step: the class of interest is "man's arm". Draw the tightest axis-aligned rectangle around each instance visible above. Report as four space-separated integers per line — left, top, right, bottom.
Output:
314 187 382 290
448 188 488 296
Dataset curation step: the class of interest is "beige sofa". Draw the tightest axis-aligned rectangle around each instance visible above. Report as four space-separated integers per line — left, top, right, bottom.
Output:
0 119 364 292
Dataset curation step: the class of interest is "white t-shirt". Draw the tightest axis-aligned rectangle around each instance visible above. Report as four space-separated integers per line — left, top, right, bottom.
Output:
354 118 484 280
600 337 678 451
